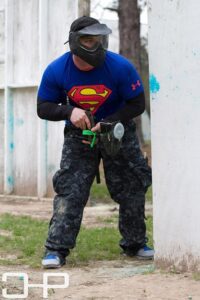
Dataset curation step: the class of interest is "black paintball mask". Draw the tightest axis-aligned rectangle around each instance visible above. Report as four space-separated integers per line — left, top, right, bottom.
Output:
65 17 112 68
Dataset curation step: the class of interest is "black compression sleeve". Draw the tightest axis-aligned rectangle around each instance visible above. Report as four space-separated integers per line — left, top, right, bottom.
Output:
37 98 74 121
103 92 145 124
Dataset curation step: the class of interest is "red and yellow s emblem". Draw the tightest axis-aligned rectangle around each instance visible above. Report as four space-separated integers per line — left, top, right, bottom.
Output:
68 85 112 114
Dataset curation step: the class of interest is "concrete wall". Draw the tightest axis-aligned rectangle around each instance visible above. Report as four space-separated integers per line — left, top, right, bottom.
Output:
0 0 5 193
0 0 77 197
148 0 200 271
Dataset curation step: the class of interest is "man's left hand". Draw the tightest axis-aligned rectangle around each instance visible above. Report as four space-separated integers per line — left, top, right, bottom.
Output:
82 122 101 145
91 122 101 132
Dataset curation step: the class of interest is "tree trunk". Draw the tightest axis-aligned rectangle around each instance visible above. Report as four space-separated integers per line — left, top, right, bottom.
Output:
78 0 90 17
118 0 144 145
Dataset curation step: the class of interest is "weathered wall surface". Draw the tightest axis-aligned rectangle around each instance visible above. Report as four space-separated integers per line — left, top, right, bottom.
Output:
0 0 77 197
148 0 200 271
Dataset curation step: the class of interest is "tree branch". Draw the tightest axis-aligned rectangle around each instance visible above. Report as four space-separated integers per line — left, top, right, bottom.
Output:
104 6 119 13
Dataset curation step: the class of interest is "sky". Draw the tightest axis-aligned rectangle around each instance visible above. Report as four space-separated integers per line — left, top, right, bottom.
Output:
91 0 148 32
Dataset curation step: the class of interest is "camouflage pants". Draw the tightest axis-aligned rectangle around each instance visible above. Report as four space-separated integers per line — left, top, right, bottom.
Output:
45 121 152 257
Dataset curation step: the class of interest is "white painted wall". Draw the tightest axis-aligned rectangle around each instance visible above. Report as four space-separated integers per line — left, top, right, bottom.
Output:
148 0 200 271
0 0 5 192
0 0 77 197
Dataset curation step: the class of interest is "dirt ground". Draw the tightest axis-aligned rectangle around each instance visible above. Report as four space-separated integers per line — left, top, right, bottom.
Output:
0 198 200 300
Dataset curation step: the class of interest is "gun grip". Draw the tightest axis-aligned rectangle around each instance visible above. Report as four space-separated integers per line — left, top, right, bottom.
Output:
85 110 95 128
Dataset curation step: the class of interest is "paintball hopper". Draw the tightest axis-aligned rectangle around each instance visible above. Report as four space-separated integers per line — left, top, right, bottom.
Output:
100 121 124 156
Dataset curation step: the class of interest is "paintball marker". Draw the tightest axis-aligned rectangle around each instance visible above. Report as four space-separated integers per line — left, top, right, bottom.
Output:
99 121 124 156
82 110 125 156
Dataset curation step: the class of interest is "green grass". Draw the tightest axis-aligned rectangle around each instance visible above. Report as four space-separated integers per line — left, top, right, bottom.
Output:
96 214 118 224
146 216 153 247
90 181 152 204
0 214 47 268
0 213 153 268
193 272 200 281
89 162 153 204
90 181 110 204
70 227 121 264
146 186 152 203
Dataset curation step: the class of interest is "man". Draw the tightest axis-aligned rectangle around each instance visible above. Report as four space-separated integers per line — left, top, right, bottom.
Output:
37 16 154 269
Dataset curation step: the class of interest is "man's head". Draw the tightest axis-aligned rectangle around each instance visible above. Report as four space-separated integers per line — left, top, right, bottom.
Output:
66 16 112 68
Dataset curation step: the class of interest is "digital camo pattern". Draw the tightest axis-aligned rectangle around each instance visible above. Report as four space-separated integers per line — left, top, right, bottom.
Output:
45 121 152 257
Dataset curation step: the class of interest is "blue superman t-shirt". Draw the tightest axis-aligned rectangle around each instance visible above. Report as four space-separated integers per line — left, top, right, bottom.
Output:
38 51 144 122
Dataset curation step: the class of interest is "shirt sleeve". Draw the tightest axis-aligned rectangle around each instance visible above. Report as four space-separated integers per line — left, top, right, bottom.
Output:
118 60 144 101
37 64 65 104
103 92 145 124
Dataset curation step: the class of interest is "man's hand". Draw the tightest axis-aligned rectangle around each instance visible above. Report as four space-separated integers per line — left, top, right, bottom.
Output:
91 122 101 132
70 108 91 130
82 122 101 145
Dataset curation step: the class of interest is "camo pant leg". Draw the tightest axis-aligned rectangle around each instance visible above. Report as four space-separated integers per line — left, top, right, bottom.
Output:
45 135 97 257
102 121 152 254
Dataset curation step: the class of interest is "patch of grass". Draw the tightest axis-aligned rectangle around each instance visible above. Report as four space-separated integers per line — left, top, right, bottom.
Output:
89 160 153 204
146 216 153 248
193 272 200 281
0 213 153 268
0 213 48 268
70 227 121 264
146 186 152 203
90 182 152 204
90 181 110 204
90 164 111 205
96 215 118 225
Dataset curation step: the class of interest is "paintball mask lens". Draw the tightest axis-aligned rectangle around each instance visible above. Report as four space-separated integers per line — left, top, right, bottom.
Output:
79 35 109 52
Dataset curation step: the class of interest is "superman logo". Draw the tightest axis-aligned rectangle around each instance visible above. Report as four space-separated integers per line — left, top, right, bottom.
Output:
68 85 112 114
